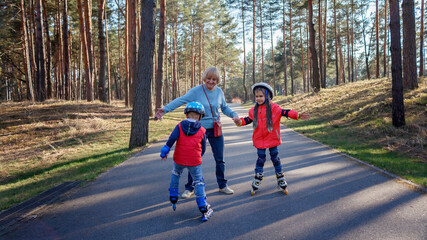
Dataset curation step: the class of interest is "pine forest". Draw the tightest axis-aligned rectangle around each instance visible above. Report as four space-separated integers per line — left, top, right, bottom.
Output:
0 0 425 110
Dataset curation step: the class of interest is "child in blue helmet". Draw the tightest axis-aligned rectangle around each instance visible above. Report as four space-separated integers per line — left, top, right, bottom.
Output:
160 101 213 221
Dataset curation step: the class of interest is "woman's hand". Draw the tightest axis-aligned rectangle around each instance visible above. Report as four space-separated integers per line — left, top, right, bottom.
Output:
155 108 165 120
233 115 242 126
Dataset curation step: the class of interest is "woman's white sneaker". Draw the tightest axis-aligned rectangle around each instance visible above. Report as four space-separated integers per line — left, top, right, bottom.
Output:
219 186 234 194
181 190 194 199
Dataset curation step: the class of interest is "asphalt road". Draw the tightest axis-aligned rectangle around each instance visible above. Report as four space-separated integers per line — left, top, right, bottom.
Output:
2 104 426 240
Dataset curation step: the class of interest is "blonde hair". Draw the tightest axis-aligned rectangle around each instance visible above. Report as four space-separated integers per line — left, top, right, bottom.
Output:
202 67 221 83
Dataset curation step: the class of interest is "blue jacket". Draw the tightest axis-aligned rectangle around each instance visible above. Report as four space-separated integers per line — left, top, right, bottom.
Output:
163 85 237 129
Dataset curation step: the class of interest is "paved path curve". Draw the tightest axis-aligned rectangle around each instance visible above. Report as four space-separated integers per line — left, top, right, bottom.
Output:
2 104 426 240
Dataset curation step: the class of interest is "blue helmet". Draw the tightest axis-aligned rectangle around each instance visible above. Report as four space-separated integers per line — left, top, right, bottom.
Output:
184 101 205 117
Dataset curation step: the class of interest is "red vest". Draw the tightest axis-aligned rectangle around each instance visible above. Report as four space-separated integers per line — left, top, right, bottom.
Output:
173 123 206 166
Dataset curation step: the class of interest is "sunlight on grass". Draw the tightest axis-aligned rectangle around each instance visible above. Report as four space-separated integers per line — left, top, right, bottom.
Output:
277 79 426 188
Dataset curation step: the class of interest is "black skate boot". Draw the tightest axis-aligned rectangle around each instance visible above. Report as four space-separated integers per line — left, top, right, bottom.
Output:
197 197 213 222
250 172 264 196
169 187 179 211
276 172 288 195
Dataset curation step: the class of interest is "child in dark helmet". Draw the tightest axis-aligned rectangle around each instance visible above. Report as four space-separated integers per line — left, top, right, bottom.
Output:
236 83 310 195
160 101 213 221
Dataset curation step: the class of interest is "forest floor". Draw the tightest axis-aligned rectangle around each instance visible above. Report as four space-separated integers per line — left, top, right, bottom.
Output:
0 77 426 211
0 100 185 210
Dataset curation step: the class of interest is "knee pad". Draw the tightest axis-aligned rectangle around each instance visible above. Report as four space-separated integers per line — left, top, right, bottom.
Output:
271 156 281 167
171 169 181 177
192 178 205 187
256 157 266 168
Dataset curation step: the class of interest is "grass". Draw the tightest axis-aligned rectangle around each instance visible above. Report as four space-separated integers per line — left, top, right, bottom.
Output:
271 78 426 187
0 100 185 210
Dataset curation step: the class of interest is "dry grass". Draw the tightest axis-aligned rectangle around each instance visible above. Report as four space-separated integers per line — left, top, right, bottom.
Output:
0 100 186 210
0 100 133 184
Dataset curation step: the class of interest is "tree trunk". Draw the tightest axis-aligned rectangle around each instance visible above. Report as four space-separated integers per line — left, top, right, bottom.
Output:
376 0 380 78
300 24 306 93
63 0 70 100
282 0 288 95
420 0 425 77
105 6 111 103
155 0 165 114
223 60 226 93
78 40 82 100
129 0 156 149
334 0 339 85
117 5 123 100
164 29 169 103
346 6 350 83
98 0 107 102
35 0 46 101
270 10 276 96
252 0 256 87
198 23 202 86
308 0 320 92
191 22 195 88
42 0 52 99
307 12 310 92
57 0 64 98
323 0 328 84
172 21 178 99
402 0 418 89
242 0 248 102
338 30 345 83
21 0 34 101
389 0 405 127
84 0 94 101
128 0 137 106
383 0 388 77
318 0 324 88
362 21 371 79
124 0 129 105
289 1 294 95
351 0 355 82
259 0 264 82
77 0 92 101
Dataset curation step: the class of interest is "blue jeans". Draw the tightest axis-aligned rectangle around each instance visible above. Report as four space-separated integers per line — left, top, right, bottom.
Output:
185 128 227 191
255 146 283 174
170 162 206 200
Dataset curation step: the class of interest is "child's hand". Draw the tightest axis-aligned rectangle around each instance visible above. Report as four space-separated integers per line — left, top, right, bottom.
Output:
299 112 310 120
160 145 170 160
161 156 167 161
232 116 242 126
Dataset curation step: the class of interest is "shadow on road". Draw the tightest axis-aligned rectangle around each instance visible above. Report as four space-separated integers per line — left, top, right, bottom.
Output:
2 104 426 240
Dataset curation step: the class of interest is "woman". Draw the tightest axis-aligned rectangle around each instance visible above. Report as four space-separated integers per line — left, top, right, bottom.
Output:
156 66 240 198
